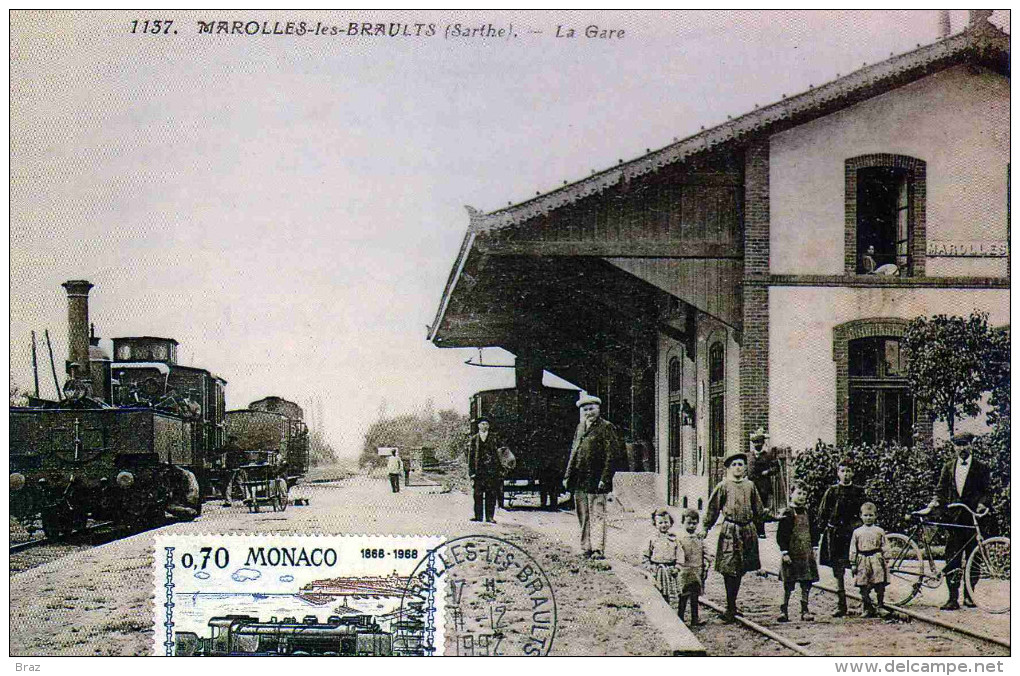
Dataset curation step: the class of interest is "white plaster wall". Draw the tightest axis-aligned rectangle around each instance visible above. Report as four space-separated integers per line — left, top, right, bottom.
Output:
770 65 1009 277
769 286 1010 452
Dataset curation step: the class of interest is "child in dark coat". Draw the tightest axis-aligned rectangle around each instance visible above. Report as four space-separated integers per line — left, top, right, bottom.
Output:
818 457 867 617
677 508 706 626
776 483 820 622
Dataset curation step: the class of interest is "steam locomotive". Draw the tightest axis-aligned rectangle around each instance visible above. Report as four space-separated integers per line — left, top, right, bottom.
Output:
9 280 307 538
174 614 393 656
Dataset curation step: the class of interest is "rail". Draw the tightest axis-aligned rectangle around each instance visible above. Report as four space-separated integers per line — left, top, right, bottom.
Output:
698 596 817 656
760 570 1010 650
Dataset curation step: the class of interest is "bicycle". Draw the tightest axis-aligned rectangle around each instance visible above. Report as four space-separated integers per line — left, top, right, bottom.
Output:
885 503 1010 613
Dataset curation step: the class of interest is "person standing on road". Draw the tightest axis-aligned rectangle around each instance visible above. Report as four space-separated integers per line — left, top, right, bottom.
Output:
698 449 766 623
920 432 990 610
850 502 892 618
776 483 820 623
563 392 624 561
817 458 867 618
386 449 404 493
468 417 503 523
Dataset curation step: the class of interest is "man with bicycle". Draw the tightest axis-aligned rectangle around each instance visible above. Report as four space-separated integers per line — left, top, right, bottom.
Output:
919 432 990 610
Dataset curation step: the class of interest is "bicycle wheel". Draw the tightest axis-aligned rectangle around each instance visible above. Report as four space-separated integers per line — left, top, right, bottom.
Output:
885 533 924 606
966 537 1010 614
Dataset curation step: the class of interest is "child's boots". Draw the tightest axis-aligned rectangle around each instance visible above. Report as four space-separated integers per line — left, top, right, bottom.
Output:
801 601 815 621
777 604 790 622
832 591 848 617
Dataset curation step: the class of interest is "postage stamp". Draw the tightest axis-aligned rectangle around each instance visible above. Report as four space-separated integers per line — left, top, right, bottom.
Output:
155 534 444 656
9 8 1011 664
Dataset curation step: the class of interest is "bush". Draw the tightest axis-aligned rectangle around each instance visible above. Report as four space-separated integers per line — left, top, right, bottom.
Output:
792 433 1009 538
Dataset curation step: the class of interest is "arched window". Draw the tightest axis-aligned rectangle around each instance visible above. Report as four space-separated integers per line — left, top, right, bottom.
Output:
668 353 685 471
834 318 929 447
845 155 926 277
668 357 682 393
708 341 725 462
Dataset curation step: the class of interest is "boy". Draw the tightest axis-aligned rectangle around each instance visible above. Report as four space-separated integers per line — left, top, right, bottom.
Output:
850 502 892 618
677 508 706 626
699 449 766 623
817 457 866 617
776 483 819 622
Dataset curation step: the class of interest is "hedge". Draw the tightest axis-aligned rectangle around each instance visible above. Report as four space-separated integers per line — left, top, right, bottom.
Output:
791 432 1008 539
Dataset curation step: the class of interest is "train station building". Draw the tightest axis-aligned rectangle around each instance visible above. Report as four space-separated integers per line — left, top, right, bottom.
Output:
429 14 1009 510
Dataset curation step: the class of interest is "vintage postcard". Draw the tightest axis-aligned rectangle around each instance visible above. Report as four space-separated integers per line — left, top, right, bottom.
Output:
8 9 1011 665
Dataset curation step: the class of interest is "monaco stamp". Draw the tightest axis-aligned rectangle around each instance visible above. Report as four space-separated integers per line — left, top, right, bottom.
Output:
155 534 444 656
11 9 1012 664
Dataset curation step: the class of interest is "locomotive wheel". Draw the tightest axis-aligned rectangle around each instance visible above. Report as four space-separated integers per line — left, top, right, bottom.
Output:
41 507 72 541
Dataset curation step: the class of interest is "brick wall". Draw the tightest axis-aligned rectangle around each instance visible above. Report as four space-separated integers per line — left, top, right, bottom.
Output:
741 140 770 447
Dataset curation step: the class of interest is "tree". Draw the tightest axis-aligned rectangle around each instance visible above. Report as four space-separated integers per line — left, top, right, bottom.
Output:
9 375 27 407
359 408 470 469
982 325 1010 435
902 312 994 437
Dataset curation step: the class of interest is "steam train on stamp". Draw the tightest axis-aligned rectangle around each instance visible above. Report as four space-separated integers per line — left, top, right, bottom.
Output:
9 280 309 538
174 614 393 656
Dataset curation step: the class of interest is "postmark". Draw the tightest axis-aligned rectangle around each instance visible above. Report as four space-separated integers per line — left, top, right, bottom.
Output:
155 533 444 656
401 534 557 656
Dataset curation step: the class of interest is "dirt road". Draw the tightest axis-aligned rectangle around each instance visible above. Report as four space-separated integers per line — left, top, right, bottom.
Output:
9 477 671 656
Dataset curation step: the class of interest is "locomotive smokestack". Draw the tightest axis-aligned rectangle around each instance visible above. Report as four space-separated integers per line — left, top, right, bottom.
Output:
61 280 94 382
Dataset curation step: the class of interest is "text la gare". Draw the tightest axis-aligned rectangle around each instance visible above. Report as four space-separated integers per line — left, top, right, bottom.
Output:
556 25 625 39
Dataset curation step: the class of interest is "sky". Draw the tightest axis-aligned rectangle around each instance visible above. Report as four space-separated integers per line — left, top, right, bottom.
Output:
9 10 1009 458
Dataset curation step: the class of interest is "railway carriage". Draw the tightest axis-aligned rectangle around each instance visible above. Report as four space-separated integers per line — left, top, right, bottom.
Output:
470 386 578 505
224 396 309 485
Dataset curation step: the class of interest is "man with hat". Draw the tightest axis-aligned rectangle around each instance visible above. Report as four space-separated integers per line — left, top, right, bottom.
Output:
563 392 625 560
920 432 990 610
699 448 766 622
467 416 503 523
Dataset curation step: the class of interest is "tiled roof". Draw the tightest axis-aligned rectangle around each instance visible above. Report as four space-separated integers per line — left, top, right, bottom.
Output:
471 20 1009 233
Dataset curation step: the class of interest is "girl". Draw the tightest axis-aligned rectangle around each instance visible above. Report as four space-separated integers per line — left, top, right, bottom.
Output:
776 483 819 622
643 509 681 612
700 449 766 623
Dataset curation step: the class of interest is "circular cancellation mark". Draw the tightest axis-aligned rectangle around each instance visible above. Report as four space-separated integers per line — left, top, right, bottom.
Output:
400 534 557 656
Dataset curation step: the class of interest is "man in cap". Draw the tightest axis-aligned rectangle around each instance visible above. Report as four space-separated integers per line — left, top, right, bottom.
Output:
467 416 503 523
920 432 990 610
563 392 625 560
386 449 404 493
699 448 766 622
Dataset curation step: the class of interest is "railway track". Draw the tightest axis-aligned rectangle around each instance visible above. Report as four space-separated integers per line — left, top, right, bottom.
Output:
9 520 154 576
10 520 116 554
694 571 1009 657
759 569 1010 649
